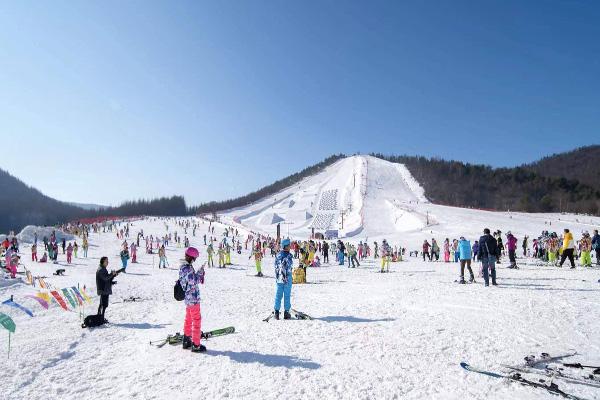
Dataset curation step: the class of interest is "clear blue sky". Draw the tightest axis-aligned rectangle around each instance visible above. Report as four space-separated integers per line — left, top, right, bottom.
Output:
1 1 599 206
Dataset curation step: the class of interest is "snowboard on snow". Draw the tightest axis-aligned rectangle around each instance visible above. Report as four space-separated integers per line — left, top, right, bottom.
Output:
150 326 235 348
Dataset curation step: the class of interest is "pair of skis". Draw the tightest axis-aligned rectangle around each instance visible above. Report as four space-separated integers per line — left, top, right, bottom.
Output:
263 309 313 322
150 326 235 348
462 351 598 399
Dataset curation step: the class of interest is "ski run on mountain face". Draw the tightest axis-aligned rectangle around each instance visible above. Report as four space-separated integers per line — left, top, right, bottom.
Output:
2 165 600 399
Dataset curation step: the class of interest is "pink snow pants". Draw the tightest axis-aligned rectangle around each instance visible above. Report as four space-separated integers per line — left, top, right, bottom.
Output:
184 303 202 346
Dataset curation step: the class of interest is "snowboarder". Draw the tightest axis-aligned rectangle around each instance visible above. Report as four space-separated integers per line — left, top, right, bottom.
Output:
178 247 206 352
274 238 294 320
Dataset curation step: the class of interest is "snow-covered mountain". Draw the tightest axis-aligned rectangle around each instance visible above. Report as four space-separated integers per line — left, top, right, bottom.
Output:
219 155 428 239
220 155 600 248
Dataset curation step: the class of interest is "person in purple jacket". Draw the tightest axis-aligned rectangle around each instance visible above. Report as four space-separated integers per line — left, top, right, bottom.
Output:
179 247 206 353
506 232 519 269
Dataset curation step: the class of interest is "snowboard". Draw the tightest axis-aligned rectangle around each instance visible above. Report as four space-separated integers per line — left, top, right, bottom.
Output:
150 326 235 348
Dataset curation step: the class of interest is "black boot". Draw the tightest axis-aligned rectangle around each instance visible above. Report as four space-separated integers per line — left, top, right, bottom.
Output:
182 335 192 349
284 311 291 320
191 343 206 353
458 278 466 284
274 310 280 320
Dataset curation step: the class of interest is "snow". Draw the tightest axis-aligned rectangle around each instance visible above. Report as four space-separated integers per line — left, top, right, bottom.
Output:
1 216 600 400
2 157 600 399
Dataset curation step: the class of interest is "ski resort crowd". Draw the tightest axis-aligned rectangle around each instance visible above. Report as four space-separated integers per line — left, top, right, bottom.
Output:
2 215 600 355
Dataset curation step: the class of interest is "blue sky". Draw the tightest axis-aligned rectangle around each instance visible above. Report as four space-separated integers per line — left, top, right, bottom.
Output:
1 1 599 206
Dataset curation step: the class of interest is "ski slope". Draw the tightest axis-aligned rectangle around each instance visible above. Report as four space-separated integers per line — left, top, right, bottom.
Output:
1 217 600 400
220 155 600 251
220 155 429 239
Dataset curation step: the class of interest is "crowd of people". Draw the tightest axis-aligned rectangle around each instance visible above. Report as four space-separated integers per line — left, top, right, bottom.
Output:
2 215 599 355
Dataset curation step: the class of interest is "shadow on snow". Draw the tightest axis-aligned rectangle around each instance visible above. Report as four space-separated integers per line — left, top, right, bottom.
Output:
207 350 321 369
316 316 395 323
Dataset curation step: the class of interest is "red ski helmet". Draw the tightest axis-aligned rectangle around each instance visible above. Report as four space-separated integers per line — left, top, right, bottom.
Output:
185 247 199 259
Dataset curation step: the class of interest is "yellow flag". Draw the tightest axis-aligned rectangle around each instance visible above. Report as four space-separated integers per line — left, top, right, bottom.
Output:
37 292 51 303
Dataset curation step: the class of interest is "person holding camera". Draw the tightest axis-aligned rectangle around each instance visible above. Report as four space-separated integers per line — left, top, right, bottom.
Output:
96 256 120 323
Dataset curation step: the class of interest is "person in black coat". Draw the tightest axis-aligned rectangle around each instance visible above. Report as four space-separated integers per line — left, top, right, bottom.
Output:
96 256 118 322
478 228 499 287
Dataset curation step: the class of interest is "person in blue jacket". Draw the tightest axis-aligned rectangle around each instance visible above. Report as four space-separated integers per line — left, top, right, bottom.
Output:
471 240 479 261
274 238 294 320
458 236 475 284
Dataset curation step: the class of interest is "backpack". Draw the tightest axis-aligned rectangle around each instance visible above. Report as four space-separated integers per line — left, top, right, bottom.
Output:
82 314 106 328
174 279 185 301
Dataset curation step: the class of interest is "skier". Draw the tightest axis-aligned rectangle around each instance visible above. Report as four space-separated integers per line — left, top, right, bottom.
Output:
82 236 89 258
431 239 440 261
158 245 167 268
522 235 529 257
592 229 600 266
31 243 38 262
380 239 391 272
457 236 475 284
349 244 360 268
579 231 592 268
337 240 346 266
558 228 576 268
96 257 117 323
66 243 73 264
250 243 263 277
73 242 78 258
478 228 499 287
206 243 215 268
217 245 225 268
443 239 450 262
130 242 137 263
322 241 329 263
178 247 205 352
273 238 294 320
505 232 518 269
471 240 479 261
422 240 431 261
120 246 130 271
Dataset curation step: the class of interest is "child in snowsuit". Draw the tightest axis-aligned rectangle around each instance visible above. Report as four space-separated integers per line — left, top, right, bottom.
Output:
120 248 130 270
31 244 38 262
179 247 205 352
130 243 137 263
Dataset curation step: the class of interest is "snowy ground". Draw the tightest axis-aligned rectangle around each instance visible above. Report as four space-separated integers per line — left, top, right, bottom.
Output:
2 217 600 400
